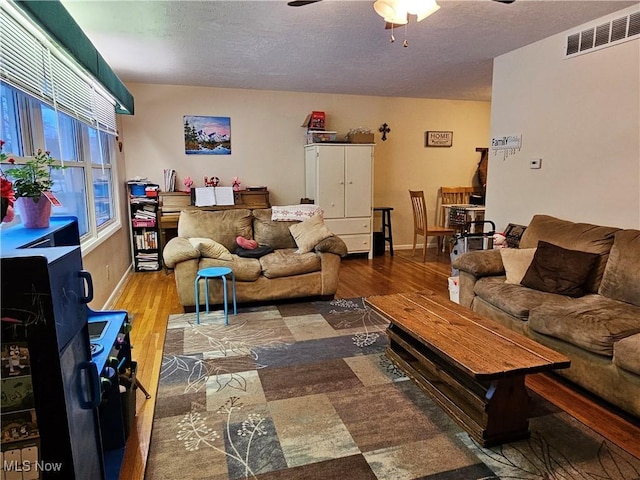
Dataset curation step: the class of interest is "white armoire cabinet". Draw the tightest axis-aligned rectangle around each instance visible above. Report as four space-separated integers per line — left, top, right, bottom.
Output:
304 143 374 258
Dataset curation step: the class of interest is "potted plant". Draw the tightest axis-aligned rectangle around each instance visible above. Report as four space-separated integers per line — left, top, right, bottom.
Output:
1 141 62 228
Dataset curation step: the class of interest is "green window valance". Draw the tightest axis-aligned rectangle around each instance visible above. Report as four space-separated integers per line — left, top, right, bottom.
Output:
16 0 134 115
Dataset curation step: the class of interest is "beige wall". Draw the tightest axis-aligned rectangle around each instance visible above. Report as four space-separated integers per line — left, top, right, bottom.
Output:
487 6 640 231
121 84 491 249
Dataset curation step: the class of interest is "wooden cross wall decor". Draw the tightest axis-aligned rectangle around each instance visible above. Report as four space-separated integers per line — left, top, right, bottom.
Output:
379 123 391 141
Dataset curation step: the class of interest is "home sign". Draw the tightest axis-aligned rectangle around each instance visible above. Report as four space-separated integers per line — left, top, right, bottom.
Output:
425 131 453 147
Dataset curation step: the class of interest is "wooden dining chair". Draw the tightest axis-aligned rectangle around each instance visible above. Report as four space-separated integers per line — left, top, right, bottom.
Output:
409 190 455 261
440 186 475 206
438 186 480 232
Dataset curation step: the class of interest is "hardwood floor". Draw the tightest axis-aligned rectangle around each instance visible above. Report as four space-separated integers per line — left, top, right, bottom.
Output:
111 248 639 480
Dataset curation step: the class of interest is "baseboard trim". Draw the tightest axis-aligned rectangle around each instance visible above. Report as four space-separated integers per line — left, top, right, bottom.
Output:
101 263 133 310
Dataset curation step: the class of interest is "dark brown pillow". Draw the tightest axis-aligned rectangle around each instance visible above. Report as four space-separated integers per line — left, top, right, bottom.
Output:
521 241 599 297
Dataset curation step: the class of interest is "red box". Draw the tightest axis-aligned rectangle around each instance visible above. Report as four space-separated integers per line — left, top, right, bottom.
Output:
302 111 326 131
132 219 156 228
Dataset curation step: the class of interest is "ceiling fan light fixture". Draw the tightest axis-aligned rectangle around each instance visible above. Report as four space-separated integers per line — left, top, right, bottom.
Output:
374 0 408 24
374 0 439 24
373 0 395 18
414 0 440 22
386 12 409 25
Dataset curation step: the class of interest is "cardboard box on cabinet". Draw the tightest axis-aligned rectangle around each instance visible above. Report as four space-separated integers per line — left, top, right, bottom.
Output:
348 133 375 144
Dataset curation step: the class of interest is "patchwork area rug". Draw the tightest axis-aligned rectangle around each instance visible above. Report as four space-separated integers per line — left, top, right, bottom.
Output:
147 298 640 480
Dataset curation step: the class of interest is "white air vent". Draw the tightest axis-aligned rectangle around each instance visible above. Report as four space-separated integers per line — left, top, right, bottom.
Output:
565 11 640 57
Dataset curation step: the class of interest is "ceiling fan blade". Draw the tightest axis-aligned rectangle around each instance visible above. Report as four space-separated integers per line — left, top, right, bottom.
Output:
492 0 516 3
287 0 322 6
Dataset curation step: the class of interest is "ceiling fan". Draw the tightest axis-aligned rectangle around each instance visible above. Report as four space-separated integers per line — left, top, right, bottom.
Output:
287 0 515 6
288 0 515 32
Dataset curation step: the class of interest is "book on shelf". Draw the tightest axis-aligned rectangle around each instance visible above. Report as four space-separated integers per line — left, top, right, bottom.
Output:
134 210 156 219
135 251 159 268
163 169 176 192
134 231 158 250
136 261 159 271
130 197 157 205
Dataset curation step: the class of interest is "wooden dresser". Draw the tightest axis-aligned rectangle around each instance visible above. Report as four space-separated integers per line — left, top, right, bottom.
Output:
158 189 270 254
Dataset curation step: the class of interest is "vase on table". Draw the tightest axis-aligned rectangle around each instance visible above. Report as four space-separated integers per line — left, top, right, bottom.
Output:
16 194 52 228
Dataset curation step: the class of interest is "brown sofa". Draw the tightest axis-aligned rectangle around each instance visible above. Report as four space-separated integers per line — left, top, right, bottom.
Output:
453 214 640 418
163 208 348 309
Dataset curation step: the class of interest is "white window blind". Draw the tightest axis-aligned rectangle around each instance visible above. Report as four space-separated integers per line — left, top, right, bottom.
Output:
0 1 118 134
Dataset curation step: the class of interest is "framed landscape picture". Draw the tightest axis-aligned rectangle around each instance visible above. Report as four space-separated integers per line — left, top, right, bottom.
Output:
184 115 231 155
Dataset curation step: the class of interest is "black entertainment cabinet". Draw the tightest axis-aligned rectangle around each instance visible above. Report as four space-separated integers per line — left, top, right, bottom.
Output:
1 217 135 480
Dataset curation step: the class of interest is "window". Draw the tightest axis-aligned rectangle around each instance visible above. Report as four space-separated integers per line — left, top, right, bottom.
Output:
1 2 123 250
1 82 120 242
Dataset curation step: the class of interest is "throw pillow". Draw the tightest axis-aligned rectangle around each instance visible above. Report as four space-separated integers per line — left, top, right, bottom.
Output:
521 241 599 297
188 238 233 261
500 248 537 285
288 213 334 254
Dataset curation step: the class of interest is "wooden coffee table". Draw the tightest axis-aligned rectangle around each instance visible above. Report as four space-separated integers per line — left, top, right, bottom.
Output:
366 291 570 447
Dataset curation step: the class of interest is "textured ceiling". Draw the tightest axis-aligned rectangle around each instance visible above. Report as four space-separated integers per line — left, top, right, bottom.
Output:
61 0 638 101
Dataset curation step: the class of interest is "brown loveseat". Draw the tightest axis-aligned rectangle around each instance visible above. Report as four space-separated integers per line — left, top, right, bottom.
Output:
163 208 348 310
453 214 640 418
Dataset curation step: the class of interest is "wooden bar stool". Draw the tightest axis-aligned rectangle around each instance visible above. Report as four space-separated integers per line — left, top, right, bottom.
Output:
374 207 394 256
194 266 237 325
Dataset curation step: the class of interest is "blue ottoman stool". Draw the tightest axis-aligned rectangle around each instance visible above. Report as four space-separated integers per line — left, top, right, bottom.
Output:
194 267 237 325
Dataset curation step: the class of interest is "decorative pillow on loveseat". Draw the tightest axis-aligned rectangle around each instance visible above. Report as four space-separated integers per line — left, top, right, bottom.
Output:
189 237 233 261
521 241 599 297
500 248 536 284
518 214 620 293
289 213 334 254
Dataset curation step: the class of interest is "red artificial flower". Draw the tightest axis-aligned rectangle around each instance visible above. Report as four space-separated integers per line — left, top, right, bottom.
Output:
1 177 15 203
1 177 15 223
8 158 14 164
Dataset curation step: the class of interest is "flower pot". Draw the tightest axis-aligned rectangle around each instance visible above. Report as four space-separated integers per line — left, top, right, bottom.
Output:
16 195 52 228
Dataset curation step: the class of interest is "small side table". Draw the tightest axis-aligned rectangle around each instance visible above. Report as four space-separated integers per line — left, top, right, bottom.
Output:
374 207 394 256
194 267 237 325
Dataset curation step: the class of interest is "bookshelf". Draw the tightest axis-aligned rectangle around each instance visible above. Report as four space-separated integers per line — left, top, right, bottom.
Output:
127 182 161 271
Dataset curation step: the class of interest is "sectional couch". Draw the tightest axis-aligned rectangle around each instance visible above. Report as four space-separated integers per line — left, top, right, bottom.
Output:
453 214 640 418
